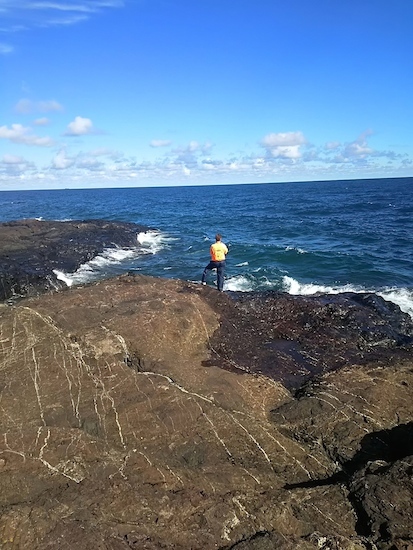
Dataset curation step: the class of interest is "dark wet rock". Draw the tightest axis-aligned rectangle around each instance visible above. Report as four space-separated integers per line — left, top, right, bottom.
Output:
349 453 413 549
202 290 413 390
0 218 151 301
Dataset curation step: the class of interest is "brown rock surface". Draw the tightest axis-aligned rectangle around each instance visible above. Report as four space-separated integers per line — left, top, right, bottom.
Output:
1 274 412 549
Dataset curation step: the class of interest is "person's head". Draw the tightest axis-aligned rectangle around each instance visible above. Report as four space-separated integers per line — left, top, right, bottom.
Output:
215 234 222 242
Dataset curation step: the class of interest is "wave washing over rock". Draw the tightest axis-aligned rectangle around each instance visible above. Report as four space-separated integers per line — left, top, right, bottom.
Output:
0 218 152 301
1 220 413 549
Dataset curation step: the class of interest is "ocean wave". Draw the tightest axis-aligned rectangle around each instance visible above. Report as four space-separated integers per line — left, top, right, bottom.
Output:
378 288 413 319
137 230 176 254
53 248 141 287
225 274 273 292
225 275 254 292
54 230 170 287
282 276 413 319
223 273 413 319
285 245 307 254
282 276 358 295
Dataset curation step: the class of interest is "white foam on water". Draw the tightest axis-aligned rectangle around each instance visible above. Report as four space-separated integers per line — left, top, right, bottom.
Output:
282 276 413 319
225 275 255 292
53 247 140 287
53 270 74 287
53 230 171 287
282 276 358 296
378 288 413 319
137 230 175 254
226 273 275 292
235 261 249 267
285 245 307 254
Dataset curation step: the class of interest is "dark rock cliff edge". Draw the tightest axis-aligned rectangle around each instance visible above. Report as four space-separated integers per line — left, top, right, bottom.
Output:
0 220 412 549
0 219 150 302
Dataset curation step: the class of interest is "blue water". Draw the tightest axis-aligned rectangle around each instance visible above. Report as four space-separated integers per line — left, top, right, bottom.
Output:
1 177 413 316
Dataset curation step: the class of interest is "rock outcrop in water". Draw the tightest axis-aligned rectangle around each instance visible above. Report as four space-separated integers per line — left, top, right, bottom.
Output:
0 219 150 302
0 220 412 549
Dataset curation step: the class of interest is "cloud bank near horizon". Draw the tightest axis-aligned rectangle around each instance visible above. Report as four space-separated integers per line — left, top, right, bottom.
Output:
0 98 410 188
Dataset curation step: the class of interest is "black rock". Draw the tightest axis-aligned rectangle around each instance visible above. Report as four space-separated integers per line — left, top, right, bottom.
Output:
0 219 151 301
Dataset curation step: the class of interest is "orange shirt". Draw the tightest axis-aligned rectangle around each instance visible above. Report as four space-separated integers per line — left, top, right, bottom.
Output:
210 241 228 262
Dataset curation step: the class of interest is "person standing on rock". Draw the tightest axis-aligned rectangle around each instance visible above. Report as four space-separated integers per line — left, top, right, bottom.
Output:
202 234 228 291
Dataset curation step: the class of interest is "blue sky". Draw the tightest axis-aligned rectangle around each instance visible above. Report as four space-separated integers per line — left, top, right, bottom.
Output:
0 0 412 189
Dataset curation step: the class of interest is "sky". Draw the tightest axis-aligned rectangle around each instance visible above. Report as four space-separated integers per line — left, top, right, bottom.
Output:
0 0 412 190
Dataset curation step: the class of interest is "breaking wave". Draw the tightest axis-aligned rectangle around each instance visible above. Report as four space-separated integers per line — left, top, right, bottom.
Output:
53 230 170 287
216 274 413 320
282 276 413 319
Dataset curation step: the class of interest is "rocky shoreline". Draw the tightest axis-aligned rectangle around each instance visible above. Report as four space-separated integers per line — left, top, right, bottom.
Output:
0 218 151 302
0 220 412 549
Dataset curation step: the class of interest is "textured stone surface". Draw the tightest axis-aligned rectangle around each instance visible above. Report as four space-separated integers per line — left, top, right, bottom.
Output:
1 273 412 549
205 290 413 389
1 219 413 549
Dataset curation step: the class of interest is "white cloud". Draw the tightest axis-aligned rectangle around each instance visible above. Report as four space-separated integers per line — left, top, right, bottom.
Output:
64 116 95 136
88 147 121 159
260 131 306 160
341 131 374 160
320 130 406 167
51 149 74 169
1 127 410 189
48 147 120 173
277 146 302 159
15 98 63 114
77 156 104 170
187 140 200 152
2 154 25 164
0 1 125 31
150 139 172 148
38 99 64 112
30 2 97 14
324 131 374 164
325 141 341 150
0 123 54 146
173 140 213 156
0 42 13 54
252 157 266 168
33 117 50 126
30 1 124 12
0 154 36 176
261 132 306 147
344 141 373 159
15 99 34 114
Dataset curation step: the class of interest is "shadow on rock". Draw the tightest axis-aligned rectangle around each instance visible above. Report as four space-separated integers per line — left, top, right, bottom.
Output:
285 422 413 547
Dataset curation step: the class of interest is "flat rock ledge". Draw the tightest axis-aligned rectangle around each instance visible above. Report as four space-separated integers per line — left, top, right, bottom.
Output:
1 270 413 550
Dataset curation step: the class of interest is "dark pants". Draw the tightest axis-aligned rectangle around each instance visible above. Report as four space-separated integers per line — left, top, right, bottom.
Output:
202 260 226 291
